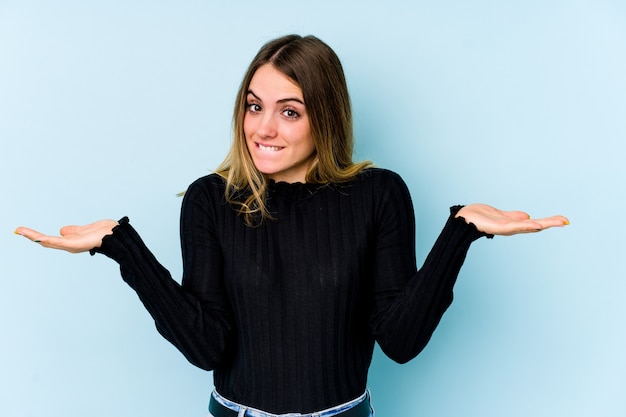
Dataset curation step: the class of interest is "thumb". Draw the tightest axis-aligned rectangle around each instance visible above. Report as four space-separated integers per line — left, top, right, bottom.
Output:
60 225 82 236
502 210 531 220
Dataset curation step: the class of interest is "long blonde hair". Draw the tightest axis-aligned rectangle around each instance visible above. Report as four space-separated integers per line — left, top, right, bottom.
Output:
216 34 372 225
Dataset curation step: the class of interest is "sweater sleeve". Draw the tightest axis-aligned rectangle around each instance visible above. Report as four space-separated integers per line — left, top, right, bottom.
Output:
369 172 490 363
91 178 234 371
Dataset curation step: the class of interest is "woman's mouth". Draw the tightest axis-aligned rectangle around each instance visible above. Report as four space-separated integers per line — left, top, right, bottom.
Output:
257 143 283 152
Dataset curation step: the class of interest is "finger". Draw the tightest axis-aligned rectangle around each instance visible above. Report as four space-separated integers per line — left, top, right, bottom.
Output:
15 227 80 252
60 220 116 236
34 235 80 252
496 216 570 236
36 232 99 253
533 215 570 229
14 227 47 242
499 220 545 236
502 210 532 221
60 225 82 236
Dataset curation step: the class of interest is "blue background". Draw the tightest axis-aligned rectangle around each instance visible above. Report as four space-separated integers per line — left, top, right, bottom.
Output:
2 1 624 416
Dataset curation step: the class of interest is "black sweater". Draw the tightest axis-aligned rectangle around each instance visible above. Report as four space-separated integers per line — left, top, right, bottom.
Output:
94 168 488 414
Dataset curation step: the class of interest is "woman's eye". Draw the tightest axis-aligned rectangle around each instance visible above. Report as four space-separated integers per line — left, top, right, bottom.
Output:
283 109 299 119
247 103 261 113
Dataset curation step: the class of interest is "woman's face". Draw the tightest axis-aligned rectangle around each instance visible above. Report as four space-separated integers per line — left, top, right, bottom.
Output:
244 64 315 183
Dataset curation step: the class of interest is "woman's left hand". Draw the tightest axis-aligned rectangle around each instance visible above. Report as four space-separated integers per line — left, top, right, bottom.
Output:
456 204 569 236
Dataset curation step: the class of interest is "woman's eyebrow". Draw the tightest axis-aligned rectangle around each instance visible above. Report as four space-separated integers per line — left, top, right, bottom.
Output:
247 89 304 105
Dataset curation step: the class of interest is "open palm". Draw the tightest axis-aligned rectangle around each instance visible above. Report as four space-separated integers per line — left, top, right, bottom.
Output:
15 219 119 253
456 204 569 236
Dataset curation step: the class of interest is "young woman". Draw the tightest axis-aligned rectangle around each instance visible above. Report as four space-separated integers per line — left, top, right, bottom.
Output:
15 35 569 417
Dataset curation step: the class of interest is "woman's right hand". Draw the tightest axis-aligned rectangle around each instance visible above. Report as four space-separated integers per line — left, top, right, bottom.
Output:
14 219 119 254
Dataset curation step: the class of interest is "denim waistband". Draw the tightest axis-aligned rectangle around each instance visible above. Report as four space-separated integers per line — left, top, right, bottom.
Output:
209 390 372 417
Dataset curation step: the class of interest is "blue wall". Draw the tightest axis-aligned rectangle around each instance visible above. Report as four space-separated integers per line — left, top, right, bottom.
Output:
2 1 624 416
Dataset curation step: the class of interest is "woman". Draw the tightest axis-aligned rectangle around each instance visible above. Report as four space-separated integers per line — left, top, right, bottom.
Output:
15 35 568 417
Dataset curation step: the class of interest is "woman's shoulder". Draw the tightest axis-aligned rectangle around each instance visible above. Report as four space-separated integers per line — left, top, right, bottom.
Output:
180 173 228 203
346 168 413 206
187 173 226 191
354 167 407 188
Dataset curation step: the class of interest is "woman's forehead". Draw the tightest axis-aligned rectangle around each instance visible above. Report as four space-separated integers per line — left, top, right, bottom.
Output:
248 64 303 102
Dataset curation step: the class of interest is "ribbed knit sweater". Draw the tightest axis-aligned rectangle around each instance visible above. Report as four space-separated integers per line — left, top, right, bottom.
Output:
93 168 488 414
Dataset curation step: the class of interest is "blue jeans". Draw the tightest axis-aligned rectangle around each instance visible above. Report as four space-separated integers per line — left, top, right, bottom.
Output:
208 389 374 417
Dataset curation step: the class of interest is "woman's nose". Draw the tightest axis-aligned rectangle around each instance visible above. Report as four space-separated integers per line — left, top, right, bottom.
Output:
256 113 277 138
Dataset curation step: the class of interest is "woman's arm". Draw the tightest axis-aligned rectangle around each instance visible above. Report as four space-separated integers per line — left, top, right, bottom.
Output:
14 179 235 371
368 172 568 364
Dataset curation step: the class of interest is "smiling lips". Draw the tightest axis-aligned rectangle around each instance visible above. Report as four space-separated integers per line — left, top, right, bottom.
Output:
257 143 284 152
